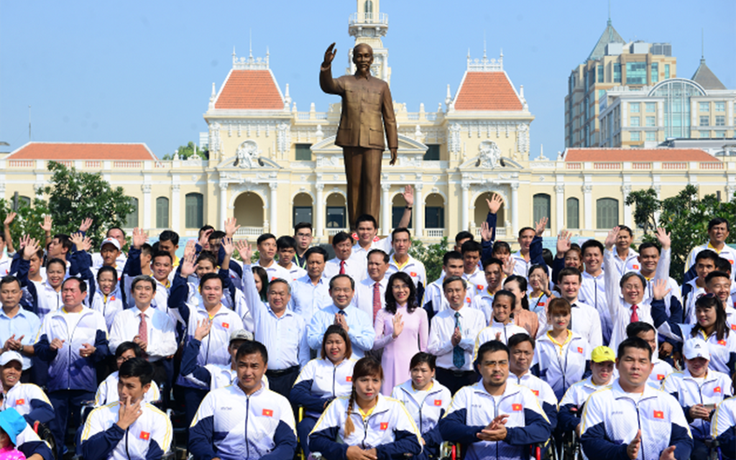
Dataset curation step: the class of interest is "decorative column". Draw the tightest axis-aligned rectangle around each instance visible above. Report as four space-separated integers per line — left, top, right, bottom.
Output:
415 183 424 237
511 183 519 235
219 182 229 227
269 182 278 236
461 184 470 232
622 185 632 228
171 184 181 232
381 184 391 235
142 184 152 229
583 185 593 230
555 184 564 233
316 184 325 240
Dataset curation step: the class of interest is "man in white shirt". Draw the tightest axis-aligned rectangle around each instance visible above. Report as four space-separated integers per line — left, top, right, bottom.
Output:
352 249 390 322
537 268 602 348
293 222 313 270
685 217 736 281
610 225 640 276
109 276 177 405
276 236 306 282
461 240 487 294
80 358 172 460
427 276 485 394
386 228 426 290
290 247 332 323
423 251 469 318
323 232 365 282
578 239 610 344
510 227 536 278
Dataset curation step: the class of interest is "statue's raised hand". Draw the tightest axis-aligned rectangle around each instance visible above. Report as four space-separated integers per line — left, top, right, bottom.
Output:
323 43 337 68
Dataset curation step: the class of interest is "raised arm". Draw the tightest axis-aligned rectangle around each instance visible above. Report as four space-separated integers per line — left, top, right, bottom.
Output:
237 240 266 317
654 228 672 283
3 212 16 254
319 43 342 95
396 186 414 230
603 227 623 320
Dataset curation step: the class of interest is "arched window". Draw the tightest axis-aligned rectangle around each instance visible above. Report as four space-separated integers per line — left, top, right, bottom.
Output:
596 198 619 229
566 197 580 229
185 193 204 229
124 197 139 228
14 195 31 210
156 197 169 229
533 194 551 228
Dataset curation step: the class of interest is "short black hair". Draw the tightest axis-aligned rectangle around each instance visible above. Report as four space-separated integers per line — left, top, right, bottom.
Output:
638 241 661 255
410 352 436 371
483 257 504 270
391 227 411 240
131 276 156 292
199 272 223 289
96 266 118 281
508 333 535 350
367 249 389 264
53 234 73 251
61 277 87 293
198 225 215 237
442 251 463 266
196 251 217 267
708 217 729 232
277 236 298 251
581 239 604 256
557 267 582 284
355 214 378 228
332 231 353 247
706 270 731 285
267 278 291 295
115 341 143 359
329 274 355 291
454 231 474 245
107 227 126 238
257 233 276 245
542 249 553 268
715 258 732 274
158 230 179 246
208 230 226 241
492 241 511 254
118 357 154 387
0 276 20 290
140 243 153 258
620 272 646 290
442 275 466 291
695 249 720 265
152 251 173 264
236 340 268 364
294 222 313 233
617 336 652 361
626 321 656 339
46 257 67 272
518 227 534 237
617 225 633 236
461 240 482 255
304 246 327 262
475 340 509 365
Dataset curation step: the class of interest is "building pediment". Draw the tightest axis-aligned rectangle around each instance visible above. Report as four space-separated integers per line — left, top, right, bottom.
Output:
310 134 428 154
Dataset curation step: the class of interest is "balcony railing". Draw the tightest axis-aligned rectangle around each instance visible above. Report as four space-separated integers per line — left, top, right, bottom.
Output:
349 12 388 25
235 227 267 237
425 229 445 238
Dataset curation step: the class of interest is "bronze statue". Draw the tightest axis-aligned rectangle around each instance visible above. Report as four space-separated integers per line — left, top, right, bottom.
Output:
320 42 398 231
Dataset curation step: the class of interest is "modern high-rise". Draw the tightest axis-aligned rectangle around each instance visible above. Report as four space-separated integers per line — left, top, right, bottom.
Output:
564 19 677 147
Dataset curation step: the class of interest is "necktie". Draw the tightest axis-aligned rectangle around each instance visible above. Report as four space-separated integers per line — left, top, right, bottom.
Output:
337 310 346 316
453 312 465 369
138 312 148 344
630 304 639 323
373 282 381 321
340 260 346 275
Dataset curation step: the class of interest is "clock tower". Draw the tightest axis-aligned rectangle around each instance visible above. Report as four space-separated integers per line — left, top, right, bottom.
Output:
347 0 391 85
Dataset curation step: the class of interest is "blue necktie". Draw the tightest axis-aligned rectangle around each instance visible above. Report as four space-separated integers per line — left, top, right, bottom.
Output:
453 312 465 368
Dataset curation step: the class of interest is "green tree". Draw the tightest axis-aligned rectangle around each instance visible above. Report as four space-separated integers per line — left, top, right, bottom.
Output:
0 197 51 249
409 236 449 285
627 185 736 283
163 141 207 160
38 161 135 247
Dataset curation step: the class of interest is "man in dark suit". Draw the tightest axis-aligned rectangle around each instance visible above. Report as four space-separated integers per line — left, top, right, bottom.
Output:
320 42 398 231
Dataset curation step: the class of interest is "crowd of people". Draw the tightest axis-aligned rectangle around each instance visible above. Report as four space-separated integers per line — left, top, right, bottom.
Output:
0 186 735 460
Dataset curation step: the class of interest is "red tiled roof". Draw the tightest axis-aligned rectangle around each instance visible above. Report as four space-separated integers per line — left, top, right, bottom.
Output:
215 70 283 110
564 148 719 162
454 72 523 111
7 142 156 160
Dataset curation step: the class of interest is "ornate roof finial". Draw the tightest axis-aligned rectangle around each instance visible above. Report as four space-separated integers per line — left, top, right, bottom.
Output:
483 31 487 59
232 47 236 58
249 29 253 59
211 82 216 98
608 0 611 25
701 28 705 60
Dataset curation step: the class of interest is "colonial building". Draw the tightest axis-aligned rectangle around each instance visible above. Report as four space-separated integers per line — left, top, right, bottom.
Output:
2 0 735 246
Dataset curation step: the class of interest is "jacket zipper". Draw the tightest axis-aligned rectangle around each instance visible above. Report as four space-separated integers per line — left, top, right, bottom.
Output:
244 395 250 458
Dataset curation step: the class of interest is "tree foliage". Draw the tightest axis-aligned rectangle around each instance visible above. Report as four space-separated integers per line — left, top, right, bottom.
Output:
38 161 134 247
626 185 736 283
0 198 51 248
162 141 207 160
409 236 450 284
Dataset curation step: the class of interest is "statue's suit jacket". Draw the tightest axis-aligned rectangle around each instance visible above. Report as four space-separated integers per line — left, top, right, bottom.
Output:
320 64 398 151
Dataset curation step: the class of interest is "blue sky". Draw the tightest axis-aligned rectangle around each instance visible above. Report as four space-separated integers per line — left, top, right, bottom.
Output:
1 0 733 159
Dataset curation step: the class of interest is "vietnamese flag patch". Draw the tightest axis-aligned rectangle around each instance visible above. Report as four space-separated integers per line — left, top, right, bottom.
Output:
434 399 442 406
477 285 483 291
657 374 665 381
346 376 352 382
222 322 229 329
15 399 24 405
140 431 150 440
731 324 736 331
262 409 273 417
633 265 639 270
410 272 417 277
465 297 471 303
512 404 523 411
538 301 546 307
532 390 539 396
577 347 584 354
110 296 116 301
719 340 727 346
653 410 664 419
715 386 722 394
380 422 389 430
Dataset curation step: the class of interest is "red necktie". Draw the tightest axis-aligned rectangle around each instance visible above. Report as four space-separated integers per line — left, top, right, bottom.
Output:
630 305 639 323
139 312 148 344
373 282 381 321
340 260 346 275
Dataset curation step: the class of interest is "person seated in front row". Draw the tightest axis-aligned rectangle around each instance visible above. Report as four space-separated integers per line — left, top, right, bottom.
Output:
94 342 160 407
290 325 356 459
439 340 552 460
507 334 558 429
308 357 422 460
0 351 54 429
391 352 451 460
80 358 173 460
